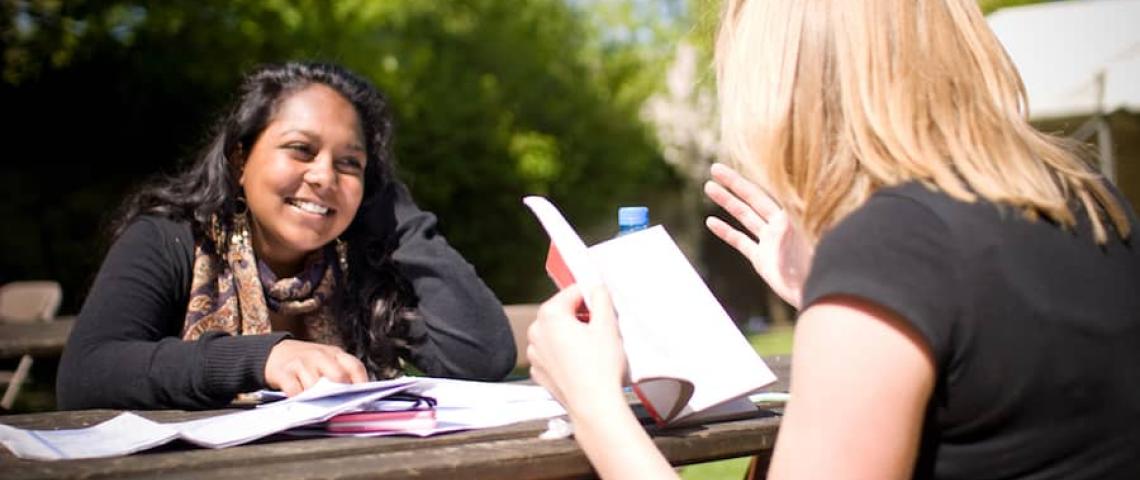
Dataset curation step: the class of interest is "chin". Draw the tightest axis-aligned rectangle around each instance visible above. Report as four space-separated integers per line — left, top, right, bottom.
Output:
280 230 335 254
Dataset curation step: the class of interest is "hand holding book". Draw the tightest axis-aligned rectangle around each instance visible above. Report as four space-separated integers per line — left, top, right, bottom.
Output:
524 196 776 427
526 285 627 418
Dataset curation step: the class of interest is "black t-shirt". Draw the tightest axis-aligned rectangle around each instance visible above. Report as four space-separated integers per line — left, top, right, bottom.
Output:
802 182 1140 480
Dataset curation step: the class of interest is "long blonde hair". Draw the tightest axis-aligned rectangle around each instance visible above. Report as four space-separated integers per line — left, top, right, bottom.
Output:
716 0 1130 244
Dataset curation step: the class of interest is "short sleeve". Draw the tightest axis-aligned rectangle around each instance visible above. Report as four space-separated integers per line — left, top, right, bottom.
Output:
801 192 963 368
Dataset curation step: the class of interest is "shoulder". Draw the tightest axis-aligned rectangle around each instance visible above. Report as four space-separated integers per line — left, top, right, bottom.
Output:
830 183 965 239
119 215 194 238
812 183 965 276
113 215 196 266
804 183 970 367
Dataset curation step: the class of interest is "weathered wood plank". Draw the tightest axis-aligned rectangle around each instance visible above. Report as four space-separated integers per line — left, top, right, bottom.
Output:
156 413 781 480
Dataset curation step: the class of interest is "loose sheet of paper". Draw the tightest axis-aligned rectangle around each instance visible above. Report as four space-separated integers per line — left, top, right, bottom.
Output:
0 412 178 461
0 377 417 459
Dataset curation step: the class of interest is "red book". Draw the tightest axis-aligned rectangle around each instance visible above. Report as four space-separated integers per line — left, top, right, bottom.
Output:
325 409 436 433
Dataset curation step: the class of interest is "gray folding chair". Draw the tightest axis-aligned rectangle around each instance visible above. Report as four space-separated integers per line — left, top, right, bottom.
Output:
0 281 62 409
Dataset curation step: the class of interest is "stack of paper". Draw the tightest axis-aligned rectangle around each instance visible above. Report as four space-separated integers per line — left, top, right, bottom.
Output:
0 377 566 461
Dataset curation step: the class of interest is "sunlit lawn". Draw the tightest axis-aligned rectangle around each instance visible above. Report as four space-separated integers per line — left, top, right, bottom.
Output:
679 324 794 480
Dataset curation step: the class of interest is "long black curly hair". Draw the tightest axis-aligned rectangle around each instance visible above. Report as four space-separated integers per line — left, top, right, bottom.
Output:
115 62 419 378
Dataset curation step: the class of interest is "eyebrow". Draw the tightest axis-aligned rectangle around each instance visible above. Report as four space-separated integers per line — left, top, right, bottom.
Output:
280 128 365 152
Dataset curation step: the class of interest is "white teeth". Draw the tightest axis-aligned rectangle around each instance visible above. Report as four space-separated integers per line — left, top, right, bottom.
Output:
290 199 330 215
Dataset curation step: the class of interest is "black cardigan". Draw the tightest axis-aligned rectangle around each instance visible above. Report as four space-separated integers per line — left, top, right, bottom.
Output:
57 182 516 410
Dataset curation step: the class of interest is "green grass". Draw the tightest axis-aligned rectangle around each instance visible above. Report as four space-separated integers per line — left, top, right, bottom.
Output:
678 325 793 480
747 325 794 357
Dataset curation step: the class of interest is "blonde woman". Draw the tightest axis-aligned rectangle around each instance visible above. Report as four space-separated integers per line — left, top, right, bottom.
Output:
526 0 1140 478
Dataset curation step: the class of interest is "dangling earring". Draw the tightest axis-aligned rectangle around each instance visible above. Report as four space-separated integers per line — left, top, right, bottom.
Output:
234 194 249 215
335 238 349 276
231 196 251 247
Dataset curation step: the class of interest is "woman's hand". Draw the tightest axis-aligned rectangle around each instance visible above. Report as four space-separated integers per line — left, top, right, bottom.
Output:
704 162 814 309
264 339 368 396
527 285 626 416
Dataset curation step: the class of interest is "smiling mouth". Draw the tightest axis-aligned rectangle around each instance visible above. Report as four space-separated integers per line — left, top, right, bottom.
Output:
286 198 334 216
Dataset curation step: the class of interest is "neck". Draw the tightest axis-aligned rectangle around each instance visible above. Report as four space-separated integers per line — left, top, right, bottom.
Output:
262 254 304 279
248 227 306 279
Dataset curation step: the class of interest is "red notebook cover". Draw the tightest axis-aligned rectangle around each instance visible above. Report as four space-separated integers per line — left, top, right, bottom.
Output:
545 244 591 321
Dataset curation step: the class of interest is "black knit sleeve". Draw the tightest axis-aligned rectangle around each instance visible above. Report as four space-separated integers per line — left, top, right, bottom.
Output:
381 182 516 380
56 216 289 410
801 191 963 369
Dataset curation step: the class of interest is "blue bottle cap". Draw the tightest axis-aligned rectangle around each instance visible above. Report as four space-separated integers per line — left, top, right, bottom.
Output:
618 206 649 229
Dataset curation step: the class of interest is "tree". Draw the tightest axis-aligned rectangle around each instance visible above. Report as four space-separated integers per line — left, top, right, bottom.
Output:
0 0 679 309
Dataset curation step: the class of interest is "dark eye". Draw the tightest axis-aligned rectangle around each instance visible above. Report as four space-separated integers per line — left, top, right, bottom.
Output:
336 157 365 174
284 143 315 159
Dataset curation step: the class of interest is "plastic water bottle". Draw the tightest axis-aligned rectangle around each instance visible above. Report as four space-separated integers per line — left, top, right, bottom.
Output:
617 206 649 237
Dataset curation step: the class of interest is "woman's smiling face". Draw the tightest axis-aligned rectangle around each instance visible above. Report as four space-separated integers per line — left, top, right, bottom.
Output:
240 84 367 276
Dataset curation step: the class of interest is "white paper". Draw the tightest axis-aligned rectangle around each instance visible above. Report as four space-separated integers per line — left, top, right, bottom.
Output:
0 377 568 459
407 377 557 406
288 378 568 438
401 378 565 433
0 377 418 459
174 384 413 448
0 412 178 461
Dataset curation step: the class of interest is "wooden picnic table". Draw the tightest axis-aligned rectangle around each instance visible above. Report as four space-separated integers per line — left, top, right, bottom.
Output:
0 356 790 480
0 316 75 359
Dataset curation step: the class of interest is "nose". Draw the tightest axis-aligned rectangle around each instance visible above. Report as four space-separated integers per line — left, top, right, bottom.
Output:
303 154 336 192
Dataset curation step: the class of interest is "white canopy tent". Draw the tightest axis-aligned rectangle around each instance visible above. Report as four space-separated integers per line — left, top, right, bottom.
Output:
988 0 1140 180
988 0 1140 120
989 0 1140 180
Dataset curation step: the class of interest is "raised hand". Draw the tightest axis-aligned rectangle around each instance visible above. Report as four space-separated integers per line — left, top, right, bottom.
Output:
264 339 369 396
704 162 814 309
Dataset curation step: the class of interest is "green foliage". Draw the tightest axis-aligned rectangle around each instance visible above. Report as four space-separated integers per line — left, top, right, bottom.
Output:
979 0 1051 14
680 456 752 480
1 0 680 306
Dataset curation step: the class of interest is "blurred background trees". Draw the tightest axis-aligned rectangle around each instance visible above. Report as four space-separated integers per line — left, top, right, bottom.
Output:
0 0 1095 317
0 0 688 310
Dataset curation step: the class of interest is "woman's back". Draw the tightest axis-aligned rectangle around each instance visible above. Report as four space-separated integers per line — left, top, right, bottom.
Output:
804 182 1140 479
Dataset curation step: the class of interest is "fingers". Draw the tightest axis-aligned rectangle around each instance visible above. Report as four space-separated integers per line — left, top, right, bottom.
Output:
544 284 585 314
584 286 618 330
708 162 780 222
310 352 366 385
296 367 322 392
705 215 760 260
704 180 768 235
266 340 369 396
277 374 304 397
335 353 369 384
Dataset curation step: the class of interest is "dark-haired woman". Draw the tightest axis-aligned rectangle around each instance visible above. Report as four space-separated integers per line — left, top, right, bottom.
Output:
58 63 515 410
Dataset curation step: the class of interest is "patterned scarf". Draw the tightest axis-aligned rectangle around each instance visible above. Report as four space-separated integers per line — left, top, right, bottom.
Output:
182 213 342 347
